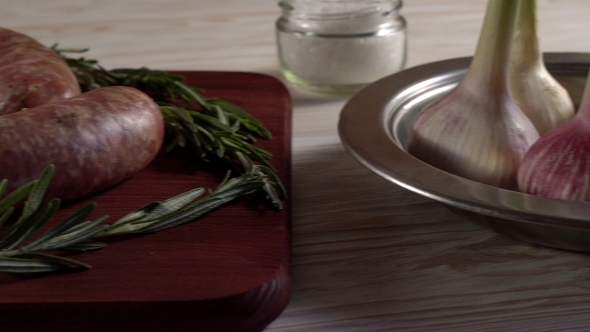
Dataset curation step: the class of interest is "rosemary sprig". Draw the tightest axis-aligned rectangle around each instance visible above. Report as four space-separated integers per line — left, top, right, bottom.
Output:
50 45 285 209
0 165 270 274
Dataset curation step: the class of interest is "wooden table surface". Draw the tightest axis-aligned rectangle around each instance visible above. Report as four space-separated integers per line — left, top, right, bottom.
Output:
4 0 590 330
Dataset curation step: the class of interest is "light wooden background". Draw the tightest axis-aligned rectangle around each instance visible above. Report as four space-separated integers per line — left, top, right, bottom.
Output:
4 0 590 330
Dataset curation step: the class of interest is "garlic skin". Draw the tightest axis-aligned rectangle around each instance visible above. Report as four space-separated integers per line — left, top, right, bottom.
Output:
509 0 574 135
509 66 574 135
517 72 590 201
407 0 540 190
409 81 539 190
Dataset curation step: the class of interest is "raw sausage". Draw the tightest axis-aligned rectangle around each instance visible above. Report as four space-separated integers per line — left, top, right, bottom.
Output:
0 86 164 201
0 27 81 115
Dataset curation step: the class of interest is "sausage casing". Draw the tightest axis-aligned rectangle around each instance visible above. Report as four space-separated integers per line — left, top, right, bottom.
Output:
0 86 165 201
0 27 81 115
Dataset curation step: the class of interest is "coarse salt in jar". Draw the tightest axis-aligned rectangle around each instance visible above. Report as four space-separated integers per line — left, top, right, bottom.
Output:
275 0 407 96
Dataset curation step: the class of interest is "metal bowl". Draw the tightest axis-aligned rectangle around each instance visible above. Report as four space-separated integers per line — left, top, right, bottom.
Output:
338 52 590 251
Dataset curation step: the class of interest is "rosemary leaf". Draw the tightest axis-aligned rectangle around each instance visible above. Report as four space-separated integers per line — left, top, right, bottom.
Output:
137 181 264 234
27 252 92 270
18 165 55 223
62 241 106 252
37 222 109 252
0 257 69 274
0 179 7 198
0 208 14 230
22 203 97 252
0 181 36 216
109 187 205 228
1 199 60 251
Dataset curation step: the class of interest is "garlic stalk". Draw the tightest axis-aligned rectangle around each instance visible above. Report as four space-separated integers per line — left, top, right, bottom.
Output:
407 0 539 190
509 0 574 135
517 70 590 201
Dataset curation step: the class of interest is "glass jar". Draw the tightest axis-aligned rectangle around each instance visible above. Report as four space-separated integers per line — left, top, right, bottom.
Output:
275 0 407 96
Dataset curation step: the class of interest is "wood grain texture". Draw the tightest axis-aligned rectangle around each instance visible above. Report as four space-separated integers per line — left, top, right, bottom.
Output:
3 0 590 330
0 72 292 332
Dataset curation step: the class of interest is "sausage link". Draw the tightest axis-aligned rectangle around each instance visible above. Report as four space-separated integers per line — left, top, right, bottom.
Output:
0 86 165 201
0 27 81 115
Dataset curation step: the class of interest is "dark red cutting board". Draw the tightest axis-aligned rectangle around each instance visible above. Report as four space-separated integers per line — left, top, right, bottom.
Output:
0 72 292 332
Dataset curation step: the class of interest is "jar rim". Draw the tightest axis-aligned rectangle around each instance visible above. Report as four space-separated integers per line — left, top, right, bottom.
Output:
278 0 402 19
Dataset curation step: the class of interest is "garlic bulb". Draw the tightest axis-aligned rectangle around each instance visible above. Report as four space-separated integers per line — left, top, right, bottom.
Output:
517 70 590 201
509 0 574 135
407 0 539 190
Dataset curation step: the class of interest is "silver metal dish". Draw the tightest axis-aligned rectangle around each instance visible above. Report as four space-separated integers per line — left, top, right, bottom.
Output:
338 52 590 251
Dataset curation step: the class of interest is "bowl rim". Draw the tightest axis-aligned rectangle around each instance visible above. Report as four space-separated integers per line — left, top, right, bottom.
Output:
338 52 590 229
